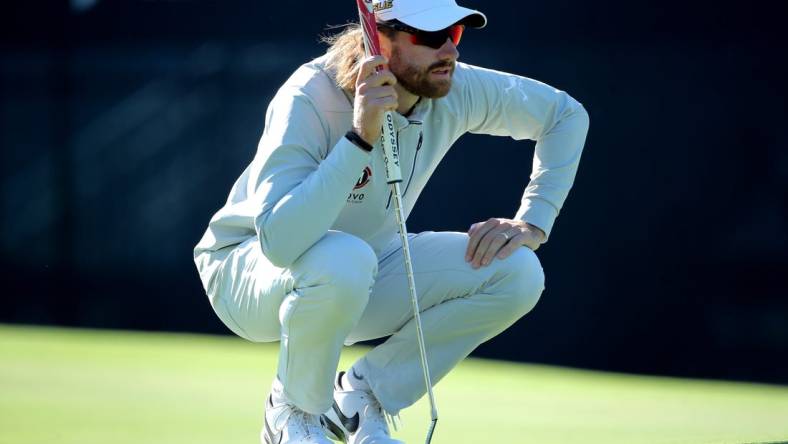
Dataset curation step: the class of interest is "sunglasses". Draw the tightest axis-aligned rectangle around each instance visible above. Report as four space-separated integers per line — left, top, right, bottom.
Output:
377 20 464 50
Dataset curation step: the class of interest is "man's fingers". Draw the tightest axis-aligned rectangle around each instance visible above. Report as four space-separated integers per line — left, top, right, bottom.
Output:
367 70 397 88
357 71 397 91
465 221 493 260
496 232 529 259
356 56 389 85
465 219 543 267
365 85 398 111
372 95 399 111
351 56 400 145
365 85 397 99
468 222 481 237
465 219 499 261
356 73 397 99
478 231 512 267
471 227 505 267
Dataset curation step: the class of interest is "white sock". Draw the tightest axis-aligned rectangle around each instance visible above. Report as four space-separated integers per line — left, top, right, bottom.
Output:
343 366 371 391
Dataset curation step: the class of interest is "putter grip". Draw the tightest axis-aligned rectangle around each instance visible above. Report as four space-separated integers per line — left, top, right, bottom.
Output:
356 0 402 183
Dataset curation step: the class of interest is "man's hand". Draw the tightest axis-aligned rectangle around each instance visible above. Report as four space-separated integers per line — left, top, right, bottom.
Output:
465 218 545 269
352 55 398 146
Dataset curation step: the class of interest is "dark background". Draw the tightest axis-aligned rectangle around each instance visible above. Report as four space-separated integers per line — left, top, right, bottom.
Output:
2 1 786 383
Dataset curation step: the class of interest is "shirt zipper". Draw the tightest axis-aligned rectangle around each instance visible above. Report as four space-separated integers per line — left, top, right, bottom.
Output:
401 129 423 197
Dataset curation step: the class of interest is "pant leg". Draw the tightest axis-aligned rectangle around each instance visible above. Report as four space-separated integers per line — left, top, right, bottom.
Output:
346 231 545 414
208 231 378 414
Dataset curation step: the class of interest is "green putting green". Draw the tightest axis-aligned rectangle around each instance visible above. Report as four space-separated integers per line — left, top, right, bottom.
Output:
1 324 787 444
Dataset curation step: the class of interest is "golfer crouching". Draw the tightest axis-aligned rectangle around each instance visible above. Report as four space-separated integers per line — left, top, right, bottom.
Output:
193 0 589 442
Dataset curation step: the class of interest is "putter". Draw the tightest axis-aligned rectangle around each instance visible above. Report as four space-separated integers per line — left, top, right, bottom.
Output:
355 1 439 443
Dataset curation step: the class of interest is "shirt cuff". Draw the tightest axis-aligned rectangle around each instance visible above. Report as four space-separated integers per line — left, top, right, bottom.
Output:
515 198 558 242
329 135 373 177
345 130 374 152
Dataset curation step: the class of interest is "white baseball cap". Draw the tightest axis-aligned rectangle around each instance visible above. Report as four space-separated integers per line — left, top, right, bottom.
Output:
372 0 487 32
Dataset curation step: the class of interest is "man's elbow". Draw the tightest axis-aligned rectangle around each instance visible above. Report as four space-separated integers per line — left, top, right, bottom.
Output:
560 97 590 138
576 104 590 135
255 215 298 268
258 233 298 268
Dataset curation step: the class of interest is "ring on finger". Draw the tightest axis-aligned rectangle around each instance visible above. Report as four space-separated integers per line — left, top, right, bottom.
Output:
502 229 520 241
499 231 511 241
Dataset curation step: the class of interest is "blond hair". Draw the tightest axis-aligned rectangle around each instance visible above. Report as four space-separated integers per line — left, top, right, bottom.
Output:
322 23 396 93
321 24 366 93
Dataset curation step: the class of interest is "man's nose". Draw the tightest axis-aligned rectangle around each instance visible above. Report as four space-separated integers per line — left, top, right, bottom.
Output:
437 39 460 61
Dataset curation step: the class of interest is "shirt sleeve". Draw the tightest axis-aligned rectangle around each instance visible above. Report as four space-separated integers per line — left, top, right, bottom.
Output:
250 88 370 267
462 64 590 240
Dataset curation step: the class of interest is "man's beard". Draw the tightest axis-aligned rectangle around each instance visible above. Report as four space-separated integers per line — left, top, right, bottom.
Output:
389 46 455 99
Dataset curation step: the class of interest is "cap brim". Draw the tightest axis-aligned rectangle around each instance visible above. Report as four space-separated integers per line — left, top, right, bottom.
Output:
396 5 487 32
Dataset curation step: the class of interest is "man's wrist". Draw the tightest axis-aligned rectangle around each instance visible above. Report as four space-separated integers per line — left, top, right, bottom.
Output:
525 222 546 243
345 130 374 152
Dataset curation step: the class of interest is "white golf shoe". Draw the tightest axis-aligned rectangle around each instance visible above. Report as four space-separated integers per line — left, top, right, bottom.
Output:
322 371 404 444
262 386 333 444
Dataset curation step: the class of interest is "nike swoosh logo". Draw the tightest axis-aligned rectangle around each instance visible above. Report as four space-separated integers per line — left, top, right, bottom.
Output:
322 414 346 442
351 368 365 381
332 401 360 434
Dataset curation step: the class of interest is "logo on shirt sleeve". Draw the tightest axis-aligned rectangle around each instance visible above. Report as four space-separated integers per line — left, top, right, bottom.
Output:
354 166 372 190
348 166 372 204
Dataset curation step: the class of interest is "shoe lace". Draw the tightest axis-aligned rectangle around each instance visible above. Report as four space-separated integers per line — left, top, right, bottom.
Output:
289 407 325 438
359 392 401 433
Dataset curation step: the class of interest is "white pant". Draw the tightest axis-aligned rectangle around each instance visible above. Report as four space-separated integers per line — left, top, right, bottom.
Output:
208 230 545 415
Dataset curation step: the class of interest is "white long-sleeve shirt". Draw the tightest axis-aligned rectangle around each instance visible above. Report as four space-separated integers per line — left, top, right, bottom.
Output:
194 55 589 292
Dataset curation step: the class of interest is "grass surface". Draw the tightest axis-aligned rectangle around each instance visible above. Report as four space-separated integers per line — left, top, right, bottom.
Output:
1 324 787 444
